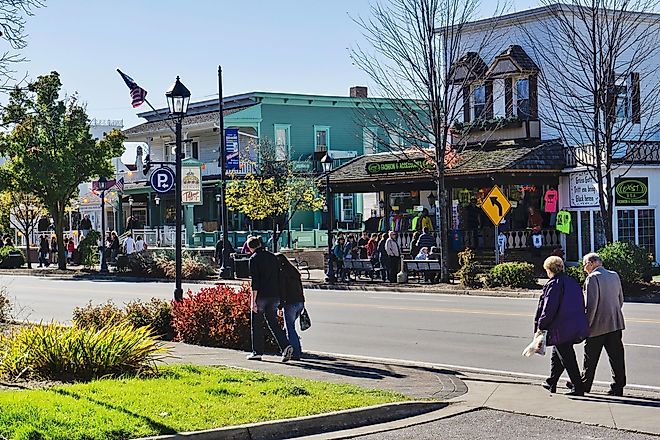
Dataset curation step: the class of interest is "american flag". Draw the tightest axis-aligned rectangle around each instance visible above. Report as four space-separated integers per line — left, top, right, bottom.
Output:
113 177 125 193
117 69 147 108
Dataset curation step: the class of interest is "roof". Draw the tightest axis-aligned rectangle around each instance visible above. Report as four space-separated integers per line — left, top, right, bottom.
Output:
487 45 539 76
450 52 488 83
325 139 564 187
122 106 251 137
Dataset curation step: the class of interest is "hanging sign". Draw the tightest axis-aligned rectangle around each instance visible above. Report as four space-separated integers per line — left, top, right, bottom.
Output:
365 159 434 175
615 177 648 206
225 128 240 171
181 164 202 205
569 171 599 207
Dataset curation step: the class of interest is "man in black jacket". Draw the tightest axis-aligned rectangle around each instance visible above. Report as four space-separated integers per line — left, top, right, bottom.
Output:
247 236 293 362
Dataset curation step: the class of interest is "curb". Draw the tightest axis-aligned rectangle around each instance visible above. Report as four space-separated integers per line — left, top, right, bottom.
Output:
132 401 446 440
304 282 541 298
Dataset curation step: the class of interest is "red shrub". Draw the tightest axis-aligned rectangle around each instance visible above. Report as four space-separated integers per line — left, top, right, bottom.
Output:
170 283 279 351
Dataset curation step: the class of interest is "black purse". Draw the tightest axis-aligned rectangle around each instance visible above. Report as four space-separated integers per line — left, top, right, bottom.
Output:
300 308 311 331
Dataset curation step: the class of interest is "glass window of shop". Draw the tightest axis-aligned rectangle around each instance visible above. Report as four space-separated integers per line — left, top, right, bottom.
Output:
617 208 656 259
389 191 420 214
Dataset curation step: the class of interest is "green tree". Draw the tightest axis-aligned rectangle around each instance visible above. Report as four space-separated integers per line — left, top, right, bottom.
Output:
225 138 325 252
0 72 125 269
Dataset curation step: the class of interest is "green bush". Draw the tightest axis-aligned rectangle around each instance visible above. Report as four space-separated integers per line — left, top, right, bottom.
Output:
0 246 25 269
566 265 587 286
0 322 166 381
73 298 174 341
122 250 214 280
0 286 11 323
598 241 652 285
456 248 482 287
78 230 100 268
485 262 537 288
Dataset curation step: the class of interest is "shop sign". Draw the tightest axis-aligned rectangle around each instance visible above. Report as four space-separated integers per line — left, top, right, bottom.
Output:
569 171 599 207
181 164 202 205
365 159 434 175
615 177 648 206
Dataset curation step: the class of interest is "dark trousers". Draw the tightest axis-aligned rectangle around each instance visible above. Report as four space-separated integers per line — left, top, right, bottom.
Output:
582 330 626 393
547 342 584 393
388 257 400 283
250 296 290 355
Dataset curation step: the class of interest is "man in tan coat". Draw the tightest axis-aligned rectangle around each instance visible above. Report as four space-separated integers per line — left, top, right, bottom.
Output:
581 252 626 396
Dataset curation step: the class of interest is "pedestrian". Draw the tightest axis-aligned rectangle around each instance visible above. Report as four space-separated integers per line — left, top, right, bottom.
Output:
409 231 421 259
416 227 436 250
38 236 50 267
345 234 357 260
536 256 589 396
332 236 347 282
578 252 627 396
79 215 92 238
50 236 58 264
377 232 389 281
276 253 305 361
110 231 120 262
245 236 293 362
135 235 146 253
366 233 378 260
66 237 75 264
123 232 136 255
357 231 369 259
415 247 429 260
384 231 401 283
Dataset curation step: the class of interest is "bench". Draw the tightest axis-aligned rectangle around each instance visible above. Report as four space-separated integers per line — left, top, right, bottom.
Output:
342 259 380 281
403 259 442 283
288 257 311 280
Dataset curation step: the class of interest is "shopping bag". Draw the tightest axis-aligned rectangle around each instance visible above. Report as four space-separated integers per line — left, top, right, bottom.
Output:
522 330 547 357
300 308 312 331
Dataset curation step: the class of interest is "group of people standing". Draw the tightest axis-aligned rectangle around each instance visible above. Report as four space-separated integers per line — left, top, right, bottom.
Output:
535 253 626 397
37 235 76 266
245 236 306 362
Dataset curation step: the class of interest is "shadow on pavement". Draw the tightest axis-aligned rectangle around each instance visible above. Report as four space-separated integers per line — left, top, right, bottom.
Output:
583 394 660 409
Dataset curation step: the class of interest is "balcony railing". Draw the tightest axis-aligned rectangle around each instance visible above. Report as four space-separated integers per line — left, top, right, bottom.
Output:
565 141 660 167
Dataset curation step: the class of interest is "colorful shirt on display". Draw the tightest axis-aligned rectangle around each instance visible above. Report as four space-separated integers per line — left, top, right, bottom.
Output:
532 233 543 249
544 189 558 213
555 210 572 234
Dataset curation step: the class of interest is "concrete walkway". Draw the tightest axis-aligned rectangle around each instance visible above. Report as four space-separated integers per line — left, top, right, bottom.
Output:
165 343 660 439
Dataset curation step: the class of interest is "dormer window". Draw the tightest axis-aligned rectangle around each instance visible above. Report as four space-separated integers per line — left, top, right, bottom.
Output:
486 45 539 120
472 84 486 120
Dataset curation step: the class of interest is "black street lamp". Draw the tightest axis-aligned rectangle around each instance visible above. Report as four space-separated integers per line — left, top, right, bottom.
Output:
128 196 134 220
217 66 234 280
154 195 161 247
166 76 191 302
321 153 335 284
96 176 112 273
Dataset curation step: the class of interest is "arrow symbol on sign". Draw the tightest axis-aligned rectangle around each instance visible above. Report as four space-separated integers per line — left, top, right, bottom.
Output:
490 197 503 217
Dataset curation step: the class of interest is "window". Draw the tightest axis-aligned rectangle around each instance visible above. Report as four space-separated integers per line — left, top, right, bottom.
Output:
617 210 635 244
580 211 591 256
614 76 628 120
472 85 486 119
363 127 376 155
314 126 330 152
191 141 199 159
516 78 530 119
389 131 401 149
340 194 354 222
638 209 656 258
274 124 290 161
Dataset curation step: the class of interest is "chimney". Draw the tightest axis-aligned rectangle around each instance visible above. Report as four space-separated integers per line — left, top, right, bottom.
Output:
350 86 368 98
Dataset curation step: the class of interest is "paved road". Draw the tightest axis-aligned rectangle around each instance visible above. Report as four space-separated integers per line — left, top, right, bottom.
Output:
2 275 660 389
351 409 660 440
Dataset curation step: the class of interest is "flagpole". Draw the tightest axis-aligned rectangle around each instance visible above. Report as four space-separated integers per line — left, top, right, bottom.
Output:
143 97 176 135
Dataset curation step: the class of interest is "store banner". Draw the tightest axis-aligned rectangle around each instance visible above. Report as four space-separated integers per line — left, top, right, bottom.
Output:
181 164 202 205
569 171 599 207
615 177 648 206
225 128 240 171
366 159 434 174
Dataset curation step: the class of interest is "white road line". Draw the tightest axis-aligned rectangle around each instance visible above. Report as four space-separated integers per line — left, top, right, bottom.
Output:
309 350 660 393
625 343 660 349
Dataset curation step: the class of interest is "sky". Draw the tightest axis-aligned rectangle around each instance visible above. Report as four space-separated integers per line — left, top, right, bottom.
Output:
8 0 538 161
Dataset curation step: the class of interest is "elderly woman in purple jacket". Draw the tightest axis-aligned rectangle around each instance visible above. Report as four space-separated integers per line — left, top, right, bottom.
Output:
534 256 590 396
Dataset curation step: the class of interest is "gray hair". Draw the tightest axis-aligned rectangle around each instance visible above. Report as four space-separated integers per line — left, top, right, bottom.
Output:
582 252 602 266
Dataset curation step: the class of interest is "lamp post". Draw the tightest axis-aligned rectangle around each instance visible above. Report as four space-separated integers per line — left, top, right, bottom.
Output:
321 153 335 284
154 195 161 247
215 193 221 231
128 196 134 221
166 76 191 302
96 176 112 273
217 65 234 279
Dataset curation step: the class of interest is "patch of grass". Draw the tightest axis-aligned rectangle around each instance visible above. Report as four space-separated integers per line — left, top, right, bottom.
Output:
0 365 406 440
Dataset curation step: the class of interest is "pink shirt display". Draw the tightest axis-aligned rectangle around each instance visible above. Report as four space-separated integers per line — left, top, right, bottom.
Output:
544 189 558 213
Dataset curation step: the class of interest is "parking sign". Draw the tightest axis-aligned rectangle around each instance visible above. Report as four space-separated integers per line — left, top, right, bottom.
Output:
149 167 175 193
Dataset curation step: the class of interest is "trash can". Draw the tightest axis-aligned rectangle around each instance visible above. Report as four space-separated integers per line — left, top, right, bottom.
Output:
233 253 251 278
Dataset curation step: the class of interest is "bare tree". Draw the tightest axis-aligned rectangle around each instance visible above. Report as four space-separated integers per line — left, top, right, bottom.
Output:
522 1 660 243
0 0 44 92
351 0 506 281
5 191 43 268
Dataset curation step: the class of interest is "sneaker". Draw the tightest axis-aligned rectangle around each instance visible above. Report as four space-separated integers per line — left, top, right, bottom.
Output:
246 353 262 361
281 345 294 362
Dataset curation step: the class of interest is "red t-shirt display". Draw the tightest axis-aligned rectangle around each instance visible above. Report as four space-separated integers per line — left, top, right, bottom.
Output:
544 189 558 213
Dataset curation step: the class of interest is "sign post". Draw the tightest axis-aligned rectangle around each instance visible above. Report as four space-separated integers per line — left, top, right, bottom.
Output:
481 185 512 266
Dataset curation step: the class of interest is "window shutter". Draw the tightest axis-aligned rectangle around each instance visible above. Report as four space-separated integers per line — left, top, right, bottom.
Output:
485 81 494 119
631 72 641 124
529 75 538 119
505 78 513 117
463 86 471 122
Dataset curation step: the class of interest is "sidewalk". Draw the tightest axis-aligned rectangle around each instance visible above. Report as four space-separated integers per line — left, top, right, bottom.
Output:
164 343 660 439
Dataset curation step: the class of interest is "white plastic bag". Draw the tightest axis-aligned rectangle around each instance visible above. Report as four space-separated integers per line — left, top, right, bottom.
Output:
522 330 547 357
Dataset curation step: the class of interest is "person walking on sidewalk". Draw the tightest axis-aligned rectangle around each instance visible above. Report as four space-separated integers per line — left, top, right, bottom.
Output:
38 236 50 267
580 252 627 396
246 236 293 362
384 231 401 283
50 235 57 265
276 253 305 361
535 256 589 396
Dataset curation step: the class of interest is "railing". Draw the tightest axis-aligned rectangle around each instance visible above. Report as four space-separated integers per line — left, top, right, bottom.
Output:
565 141 660 167
201 162 257 177
502 229 561 249
128 227 187 247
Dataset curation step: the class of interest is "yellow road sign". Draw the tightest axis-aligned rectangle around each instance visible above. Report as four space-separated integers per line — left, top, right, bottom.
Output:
481 185 512 226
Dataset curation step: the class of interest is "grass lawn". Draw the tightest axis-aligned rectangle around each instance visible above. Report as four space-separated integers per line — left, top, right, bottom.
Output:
0 364 407 440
